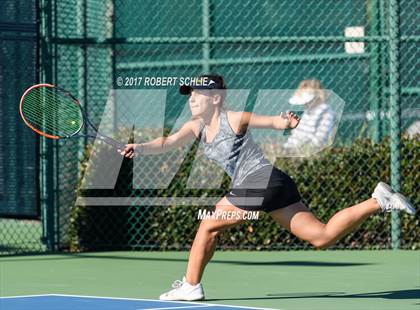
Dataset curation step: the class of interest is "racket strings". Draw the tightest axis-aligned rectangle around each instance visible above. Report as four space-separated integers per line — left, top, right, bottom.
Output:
23 92 80 136
25 88 80 117
22 87 83 137
23 92 79 125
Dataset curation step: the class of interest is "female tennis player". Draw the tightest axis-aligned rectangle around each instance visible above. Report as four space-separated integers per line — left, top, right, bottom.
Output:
121 75 415 301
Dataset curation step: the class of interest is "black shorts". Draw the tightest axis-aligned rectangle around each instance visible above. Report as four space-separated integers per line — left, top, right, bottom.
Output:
226 165 301 212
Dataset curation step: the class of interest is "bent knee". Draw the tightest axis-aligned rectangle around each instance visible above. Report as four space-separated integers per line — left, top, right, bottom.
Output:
310 236 335 250
199 220 223 237
204 229 221 242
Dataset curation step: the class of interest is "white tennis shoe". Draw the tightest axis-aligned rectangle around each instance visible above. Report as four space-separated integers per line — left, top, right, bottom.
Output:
372 182 416 215
159 277 204 301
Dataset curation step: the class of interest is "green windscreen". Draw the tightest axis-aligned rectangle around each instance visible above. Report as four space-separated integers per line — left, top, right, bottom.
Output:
0 0 39 219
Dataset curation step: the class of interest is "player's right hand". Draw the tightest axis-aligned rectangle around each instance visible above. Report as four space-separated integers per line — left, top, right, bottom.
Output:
120 144 137 159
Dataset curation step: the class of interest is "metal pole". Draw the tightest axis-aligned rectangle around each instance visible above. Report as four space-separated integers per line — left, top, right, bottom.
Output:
39 0 56 251
368 0 382 143
379 0 388 138
111 0 117 133
53 0 60 251
388 0 402 249
202 0 211 73
83 0 88 146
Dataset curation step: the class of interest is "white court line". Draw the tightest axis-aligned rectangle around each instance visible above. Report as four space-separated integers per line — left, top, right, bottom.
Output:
140 305 209 310
0 294 56 299
0 294 282 310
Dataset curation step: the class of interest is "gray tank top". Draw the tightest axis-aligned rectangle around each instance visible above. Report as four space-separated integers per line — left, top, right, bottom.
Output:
199 109 271 187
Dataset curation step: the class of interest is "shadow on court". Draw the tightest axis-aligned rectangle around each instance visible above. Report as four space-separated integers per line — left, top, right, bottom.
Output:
1 253 374 267
205 288 420 302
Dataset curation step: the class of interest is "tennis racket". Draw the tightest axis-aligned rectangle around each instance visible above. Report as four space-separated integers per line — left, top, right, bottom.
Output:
19 83 124 149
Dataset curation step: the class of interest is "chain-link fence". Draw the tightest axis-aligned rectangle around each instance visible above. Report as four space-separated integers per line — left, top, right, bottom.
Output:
1 0 419 255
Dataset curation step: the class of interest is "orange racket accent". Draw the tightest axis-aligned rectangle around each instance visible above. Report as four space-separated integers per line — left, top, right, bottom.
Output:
20 84 60 139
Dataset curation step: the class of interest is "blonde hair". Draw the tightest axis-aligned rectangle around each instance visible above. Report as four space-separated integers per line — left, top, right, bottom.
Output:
297 79 326 103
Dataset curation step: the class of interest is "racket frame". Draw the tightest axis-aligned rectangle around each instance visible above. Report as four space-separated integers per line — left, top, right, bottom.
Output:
20 83 124 149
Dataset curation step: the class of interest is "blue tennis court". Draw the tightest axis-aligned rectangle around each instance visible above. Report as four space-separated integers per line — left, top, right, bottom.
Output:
0 295 275 310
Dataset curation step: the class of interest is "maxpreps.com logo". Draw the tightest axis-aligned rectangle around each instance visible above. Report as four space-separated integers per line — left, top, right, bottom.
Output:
197 209 260 220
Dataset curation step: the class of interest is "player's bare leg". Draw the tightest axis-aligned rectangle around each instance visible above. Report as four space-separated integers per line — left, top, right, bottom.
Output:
186 197 247 284
270 199 379 249
160 197 246 301
270 182 415 249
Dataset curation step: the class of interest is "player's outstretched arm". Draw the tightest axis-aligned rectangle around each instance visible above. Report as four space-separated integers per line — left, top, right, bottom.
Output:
230 111 300 133
121 119 201 158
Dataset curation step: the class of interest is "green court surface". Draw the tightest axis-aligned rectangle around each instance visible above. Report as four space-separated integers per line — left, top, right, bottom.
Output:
1 251 419 310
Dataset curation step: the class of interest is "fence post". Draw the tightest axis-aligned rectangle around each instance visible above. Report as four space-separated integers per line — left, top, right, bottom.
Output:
388 0 402 249
368 0 382 143
202 0 211 73
39 0 57 251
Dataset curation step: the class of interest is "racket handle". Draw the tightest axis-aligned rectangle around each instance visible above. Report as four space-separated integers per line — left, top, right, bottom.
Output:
68 134 125 150
95 135 125 150
83 117 125 149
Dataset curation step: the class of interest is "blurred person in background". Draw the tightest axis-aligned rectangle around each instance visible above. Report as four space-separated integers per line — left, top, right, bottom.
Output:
283 79 335 154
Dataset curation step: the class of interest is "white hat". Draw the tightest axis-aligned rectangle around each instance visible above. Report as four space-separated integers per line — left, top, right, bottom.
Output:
289 90 315 105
